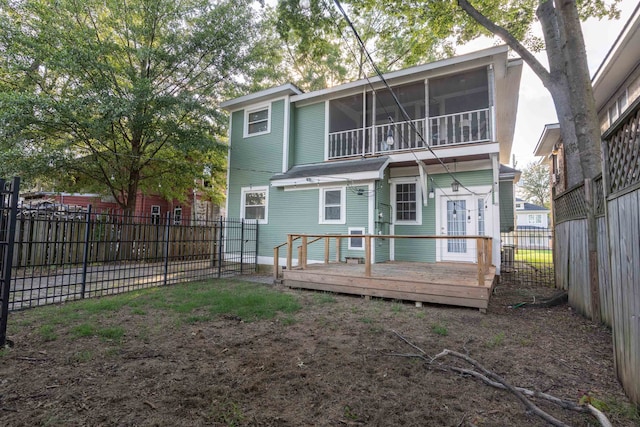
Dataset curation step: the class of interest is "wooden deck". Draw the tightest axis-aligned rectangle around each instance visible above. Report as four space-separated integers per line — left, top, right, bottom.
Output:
283 261 497 311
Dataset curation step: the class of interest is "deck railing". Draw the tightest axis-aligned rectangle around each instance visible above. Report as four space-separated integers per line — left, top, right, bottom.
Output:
274 234 493 286
327 108 492 159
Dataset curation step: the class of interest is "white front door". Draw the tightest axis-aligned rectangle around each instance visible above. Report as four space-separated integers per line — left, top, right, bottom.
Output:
438 192 491 263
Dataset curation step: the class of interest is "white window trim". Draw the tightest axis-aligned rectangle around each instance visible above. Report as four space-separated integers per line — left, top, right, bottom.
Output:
348 227 366 250
243 103 271 138
241 186 269 224
390 177 422 225
319 186 346 225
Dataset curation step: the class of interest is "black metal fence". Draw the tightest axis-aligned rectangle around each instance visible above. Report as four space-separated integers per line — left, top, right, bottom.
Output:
5 205 257 311
500 228 554 286
0 178 20 347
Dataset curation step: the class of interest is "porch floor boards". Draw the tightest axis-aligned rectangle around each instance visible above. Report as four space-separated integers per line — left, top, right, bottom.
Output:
283 261 497 311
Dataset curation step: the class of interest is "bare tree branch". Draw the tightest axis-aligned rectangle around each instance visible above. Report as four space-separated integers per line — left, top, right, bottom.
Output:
456 0 552 88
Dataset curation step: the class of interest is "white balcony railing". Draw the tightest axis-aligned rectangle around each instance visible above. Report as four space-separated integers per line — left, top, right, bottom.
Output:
327 108 492 159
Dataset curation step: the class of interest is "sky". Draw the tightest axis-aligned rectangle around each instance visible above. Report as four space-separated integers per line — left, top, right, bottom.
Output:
456 0 639 169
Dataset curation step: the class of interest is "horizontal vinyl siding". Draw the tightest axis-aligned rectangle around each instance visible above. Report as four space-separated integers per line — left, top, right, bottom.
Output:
375 172 391 262
392 169 493 262
227 100 285 219
499 180 515 232
265 186 370 262
292 102 326 165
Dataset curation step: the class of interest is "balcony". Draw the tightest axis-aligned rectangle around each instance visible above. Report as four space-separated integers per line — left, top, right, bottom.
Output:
328 108 492 159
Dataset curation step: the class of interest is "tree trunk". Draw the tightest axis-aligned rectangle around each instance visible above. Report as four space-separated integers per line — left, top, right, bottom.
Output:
555 0 603 181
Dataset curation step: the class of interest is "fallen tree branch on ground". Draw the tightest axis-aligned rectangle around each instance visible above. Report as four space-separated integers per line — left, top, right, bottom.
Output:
388 330 613 427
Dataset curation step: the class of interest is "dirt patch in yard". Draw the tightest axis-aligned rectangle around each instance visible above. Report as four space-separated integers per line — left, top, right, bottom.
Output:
0 277 637 426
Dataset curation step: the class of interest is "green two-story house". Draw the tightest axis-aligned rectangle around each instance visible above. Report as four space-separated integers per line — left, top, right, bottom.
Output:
221 45 522 275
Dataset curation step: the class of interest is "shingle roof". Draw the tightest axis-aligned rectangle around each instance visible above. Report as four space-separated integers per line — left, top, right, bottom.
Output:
271 157 390 181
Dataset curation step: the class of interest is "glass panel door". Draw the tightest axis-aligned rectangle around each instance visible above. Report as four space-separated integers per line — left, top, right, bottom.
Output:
447 200 467 253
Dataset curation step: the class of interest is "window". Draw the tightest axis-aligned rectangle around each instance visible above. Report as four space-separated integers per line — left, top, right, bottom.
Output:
151 205 161 225
244 104 270 137
528 214 542 224
348 227 365 250
319 187 345 224
241 186 268 224
608 91 628 125
173 206 182 225
392 179 421 225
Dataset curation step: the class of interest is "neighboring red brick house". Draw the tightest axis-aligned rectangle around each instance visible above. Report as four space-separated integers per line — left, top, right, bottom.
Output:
21 190 223 224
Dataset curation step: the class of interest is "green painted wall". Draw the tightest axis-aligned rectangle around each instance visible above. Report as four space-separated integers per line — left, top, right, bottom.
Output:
267 185 370 263
227 100 285 220
499 180 515 232
292 102 326 165
392 169 493 263
374 170 391 262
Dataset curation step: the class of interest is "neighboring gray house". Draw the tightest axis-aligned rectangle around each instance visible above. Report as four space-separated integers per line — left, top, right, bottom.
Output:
221 45 523 274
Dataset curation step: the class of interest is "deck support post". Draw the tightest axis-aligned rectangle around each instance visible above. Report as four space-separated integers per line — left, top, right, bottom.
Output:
301 235 308 269
324 237 330 264
365 235 372 277
286 234 293 271
335 237 341 262
486 238 493 268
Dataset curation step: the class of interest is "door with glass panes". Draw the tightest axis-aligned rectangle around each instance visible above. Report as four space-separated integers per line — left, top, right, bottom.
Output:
439 194 489 262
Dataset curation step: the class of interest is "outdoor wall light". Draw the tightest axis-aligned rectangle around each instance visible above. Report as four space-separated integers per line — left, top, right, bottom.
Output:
451 180 460 192
357 188 364 196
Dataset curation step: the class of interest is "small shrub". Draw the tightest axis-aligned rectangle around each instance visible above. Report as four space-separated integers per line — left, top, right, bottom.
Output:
431 323 448 336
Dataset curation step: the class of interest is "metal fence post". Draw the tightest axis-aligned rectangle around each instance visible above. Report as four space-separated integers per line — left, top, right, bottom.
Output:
240 219 245 274
80 204 92 298
163 212 171 286
254 222 259 273
217 217 224 278
0 177 20 347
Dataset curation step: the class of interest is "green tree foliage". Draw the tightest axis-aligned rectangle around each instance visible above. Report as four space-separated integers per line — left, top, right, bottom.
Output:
519 161 550 208
0 0 274 213
275 0 450 91
276 0 620 182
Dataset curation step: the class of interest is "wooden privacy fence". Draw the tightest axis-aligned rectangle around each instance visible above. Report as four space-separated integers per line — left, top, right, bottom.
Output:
274 233 493 286
553 98 640 404
12 212 217 268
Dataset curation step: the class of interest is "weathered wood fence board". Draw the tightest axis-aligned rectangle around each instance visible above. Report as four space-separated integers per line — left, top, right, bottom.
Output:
596 217 613 327
608 190 640 404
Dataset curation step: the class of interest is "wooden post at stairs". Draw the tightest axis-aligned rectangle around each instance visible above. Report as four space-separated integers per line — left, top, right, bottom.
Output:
335 236 341 262
273 247 279 281
286 234 293 271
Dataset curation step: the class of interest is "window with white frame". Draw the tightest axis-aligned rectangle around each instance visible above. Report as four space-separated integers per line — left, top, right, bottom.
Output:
392 180 421 224
319 187 345 224
151 205 161 225
608 91 628 125
348 227 365 250
241 186 268 224
244 104 270 137
173 206 182 225
528 214 542 224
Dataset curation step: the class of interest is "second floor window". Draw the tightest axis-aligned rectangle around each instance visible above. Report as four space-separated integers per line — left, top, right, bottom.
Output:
245 105 270 137
528 214 542 224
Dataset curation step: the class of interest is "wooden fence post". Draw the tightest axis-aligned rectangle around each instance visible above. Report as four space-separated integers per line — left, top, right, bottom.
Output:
365 235 372 277
585 178 601 323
